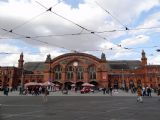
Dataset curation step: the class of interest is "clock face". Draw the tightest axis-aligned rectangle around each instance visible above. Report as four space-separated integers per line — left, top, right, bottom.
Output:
73 61 78 66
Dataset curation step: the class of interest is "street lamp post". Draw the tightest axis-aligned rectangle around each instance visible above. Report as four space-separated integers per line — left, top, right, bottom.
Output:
49 60 51 82
155 66 158 88
73 61 78 90
121 68 125 90
20 68 24 95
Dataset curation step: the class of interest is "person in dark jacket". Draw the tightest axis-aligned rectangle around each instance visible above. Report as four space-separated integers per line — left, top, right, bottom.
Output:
147 87 152 96
157 85 160 101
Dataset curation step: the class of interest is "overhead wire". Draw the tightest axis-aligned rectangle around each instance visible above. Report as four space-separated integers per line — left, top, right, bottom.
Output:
12 0 63 31
1 0 159 51
0 1 159 55
0 1 76 52
0 26 75 52
23 37 74 52
0 0 108 53
0 12 47 38
35 1 108 41
0 0 63 37
95 1 129 30
31 31 85 38
93 26 160 34
25 26 160 39
11 11 47 31
2 26 158 54
36 1 89 31
1 23 159 54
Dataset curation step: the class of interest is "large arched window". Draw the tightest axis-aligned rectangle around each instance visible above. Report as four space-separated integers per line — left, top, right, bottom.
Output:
66 66 74 80
89 66 96 80
54 65 62 80
77 67 83 80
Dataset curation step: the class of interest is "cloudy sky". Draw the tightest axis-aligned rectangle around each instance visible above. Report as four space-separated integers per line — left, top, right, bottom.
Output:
0 0 160 66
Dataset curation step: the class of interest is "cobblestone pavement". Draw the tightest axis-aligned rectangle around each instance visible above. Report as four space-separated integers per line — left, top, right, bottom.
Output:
0 96 160 120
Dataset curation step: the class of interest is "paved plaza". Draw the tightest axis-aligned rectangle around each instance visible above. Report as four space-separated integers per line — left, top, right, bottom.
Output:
0 91 160 120
0 89 158 96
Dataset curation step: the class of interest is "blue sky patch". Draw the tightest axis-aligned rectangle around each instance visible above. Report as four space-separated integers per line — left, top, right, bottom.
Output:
64 0 84 8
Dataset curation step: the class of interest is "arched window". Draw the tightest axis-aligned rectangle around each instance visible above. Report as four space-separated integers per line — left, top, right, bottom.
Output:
54 65 62 80
77 67 83 80
66 66 74 80
89 66 96 80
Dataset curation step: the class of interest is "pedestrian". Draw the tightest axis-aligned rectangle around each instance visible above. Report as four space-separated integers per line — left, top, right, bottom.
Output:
3 86 9 96
137 87 143 103
75 87 77 93
43 88 49 103
102 88 106 94
147 87 152 97
109 87 113 96
142 87 146 96
157 85 160 101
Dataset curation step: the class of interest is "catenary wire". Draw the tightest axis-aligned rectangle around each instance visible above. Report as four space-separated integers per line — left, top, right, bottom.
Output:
0 0 63 37
0 0 160 54
95 1 129 30
1 26 79 52
1 26 159 53
35 1 108 41
27 26 160 38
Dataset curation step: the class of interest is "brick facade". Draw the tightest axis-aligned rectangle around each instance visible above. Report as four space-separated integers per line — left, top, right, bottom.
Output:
0 51 160 90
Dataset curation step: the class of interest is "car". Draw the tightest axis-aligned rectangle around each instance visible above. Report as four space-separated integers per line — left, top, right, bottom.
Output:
80 87 91 94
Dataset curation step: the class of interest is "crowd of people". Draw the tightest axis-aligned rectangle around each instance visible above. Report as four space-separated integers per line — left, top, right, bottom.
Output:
100 85 160 103
1 85 160 103
136 85 160 103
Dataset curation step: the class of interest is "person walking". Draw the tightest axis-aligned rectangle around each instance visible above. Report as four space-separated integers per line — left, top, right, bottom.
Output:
142 87 146 96
137 87 143 103
109 87 113 96
43 88 49 103
147 87 152 97
102 88 106 94
157 85 160 101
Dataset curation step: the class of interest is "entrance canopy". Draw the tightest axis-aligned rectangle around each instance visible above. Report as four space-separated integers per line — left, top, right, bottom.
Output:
24 82 42 87
42 81 55 86
82 83 95 87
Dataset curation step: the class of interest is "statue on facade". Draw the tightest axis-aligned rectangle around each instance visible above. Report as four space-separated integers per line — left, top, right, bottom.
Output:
45 54 51 63
101 52 106 61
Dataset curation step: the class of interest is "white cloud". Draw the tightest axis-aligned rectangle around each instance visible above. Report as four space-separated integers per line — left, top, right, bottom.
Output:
0 43 19 53
121 35 150 47
0 54 19 66
148 54 160 65
135 11 160 35
0 43 20 66
0 0 160 65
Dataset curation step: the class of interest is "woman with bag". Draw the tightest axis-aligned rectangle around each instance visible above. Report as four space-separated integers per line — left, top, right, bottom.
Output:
137 87 143 103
